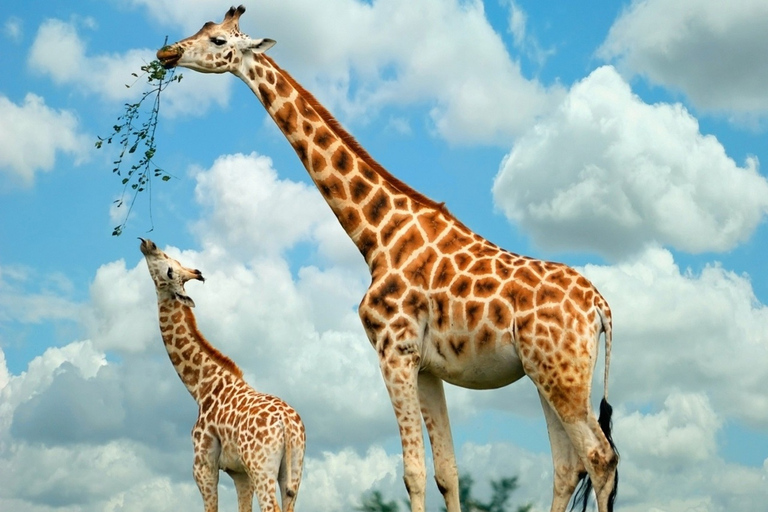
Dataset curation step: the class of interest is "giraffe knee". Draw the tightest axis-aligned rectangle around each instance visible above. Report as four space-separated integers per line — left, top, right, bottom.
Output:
403 468 426 498
586 447 618 490
434 473 457 496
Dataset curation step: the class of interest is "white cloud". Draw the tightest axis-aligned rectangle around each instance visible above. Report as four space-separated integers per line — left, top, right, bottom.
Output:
0 264 82 324
0 349 10 391
27 18 229 117
191 151 363 269
581 247 768 428
618 393 721 468
301 447 403 510
4 16 22 42
131 0 563 145
0 93 91 186
503 1 553 69
598 0 768 118
85 258 158 354
192 152 333 258
493 66 768 259
0 341 106 439
611 392 768 512
4 159 768 511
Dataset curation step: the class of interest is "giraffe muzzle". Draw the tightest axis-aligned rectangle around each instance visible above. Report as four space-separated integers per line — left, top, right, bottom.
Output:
156 46 181 69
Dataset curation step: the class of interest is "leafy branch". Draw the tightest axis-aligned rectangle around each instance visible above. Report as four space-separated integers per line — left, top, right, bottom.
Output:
96 54 182 236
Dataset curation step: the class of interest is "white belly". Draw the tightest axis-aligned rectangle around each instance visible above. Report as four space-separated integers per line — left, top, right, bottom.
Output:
421 339 526 390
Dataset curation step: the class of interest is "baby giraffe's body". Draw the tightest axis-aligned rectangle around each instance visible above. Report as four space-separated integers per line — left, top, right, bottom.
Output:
140 238 305 512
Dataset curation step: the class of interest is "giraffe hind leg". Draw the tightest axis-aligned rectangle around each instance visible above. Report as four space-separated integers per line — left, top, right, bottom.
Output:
537 386 618 512
571 398 618 512
538 393 585 512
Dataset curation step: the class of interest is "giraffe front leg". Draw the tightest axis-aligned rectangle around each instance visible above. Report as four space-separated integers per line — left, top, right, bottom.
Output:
192 447 220 512
229 471 255 512
192 426 221 512
379 345 427 512
417 371 460 512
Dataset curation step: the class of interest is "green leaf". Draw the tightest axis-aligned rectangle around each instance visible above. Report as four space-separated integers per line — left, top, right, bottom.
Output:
97 54 181 237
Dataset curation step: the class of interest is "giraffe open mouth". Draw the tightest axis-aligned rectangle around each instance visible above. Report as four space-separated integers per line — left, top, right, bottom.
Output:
156 46 181 69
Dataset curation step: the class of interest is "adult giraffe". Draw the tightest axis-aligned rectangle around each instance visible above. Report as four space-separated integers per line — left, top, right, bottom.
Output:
157 6 618 512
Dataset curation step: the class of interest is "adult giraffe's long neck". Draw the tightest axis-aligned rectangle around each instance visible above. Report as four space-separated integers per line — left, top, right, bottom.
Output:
234 53 454 267
157 299 244 403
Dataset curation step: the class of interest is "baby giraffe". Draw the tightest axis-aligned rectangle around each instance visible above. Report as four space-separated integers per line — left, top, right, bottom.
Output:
140 238 305 512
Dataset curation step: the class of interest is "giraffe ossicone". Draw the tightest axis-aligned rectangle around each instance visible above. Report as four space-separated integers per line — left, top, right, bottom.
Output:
157 6 619 512
140 238 306 512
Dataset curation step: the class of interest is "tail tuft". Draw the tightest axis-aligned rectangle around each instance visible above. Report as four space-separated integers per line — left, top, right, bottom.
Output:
571 471 590 512
599 398 619 512
570 399 619 512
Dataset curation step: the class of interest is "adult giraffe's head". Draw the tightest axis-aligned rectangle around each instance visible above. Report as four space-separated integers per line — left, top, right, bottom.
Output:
140 238 204 307
156 5 275 73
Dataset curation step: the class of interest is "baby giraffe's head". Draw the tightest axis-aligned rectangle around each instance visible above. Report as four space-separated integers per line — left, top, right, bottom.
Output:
139 238 204 307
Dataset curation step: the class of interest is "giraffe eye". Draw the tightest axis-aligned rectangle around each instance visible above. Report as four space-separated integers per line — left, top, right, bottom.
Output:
167 267 174 279
210 37 227 46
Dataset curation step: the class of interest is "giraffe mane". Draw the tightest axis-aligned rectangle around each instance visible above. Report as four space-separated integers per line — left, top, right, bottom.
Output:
181 305 245 380
262 55 470 230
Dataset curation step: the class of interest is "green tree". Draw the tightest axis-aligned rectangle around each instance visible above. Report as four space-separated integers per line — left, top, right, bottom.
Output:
355 489 402 512
357 473 532 512
445 474 532 512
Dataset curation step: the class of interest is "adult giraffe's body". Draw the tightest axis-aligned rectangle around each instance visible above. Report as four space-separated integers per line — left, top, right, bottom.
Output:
157 6 618 511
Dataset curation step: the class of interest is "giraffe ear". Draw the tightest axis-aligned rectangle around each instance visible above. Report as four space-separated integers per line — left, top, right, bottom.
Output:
243 37 276 54
175 292 196 308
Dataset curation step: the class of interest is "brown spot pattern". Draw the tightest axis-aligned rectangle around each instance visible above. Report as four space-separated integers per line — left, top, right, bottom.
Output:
258 83 275 108
449 274 473 298
338 207 362 233
389 227 424 267
332 146 352 174
350 176 372 202
318 173 345 201
431 257 456 289
313 126 334 149
363 189 392 226
417 211 448 241
275 102 298 135
403 247 438 288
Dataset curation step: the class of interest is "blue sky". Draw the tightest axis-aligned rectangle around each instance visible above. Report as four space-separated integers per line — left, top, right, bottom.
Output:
1 1 767 511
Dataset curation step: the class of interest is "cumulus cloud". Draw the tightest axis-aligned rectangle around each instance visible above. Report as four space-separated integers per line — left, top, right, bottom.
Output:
192 152 336 258
581 247 768 428
0 341 105 440
492 66 768 259
85 258 158 354
619 393 721 469
598 0 768 118
3 16 22 42
0 264 83 324
613 392 768 512
27 18 230 117
0 93 91 187
3 154 768 510
301 447 403 510
130 0 563 144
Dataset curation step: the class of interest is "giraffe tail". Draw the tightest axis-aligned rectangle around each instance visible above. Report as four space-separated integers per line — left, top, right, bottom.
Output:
596 303 612 402
597 303 618 511
281 420 296 500
572 303 618 512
